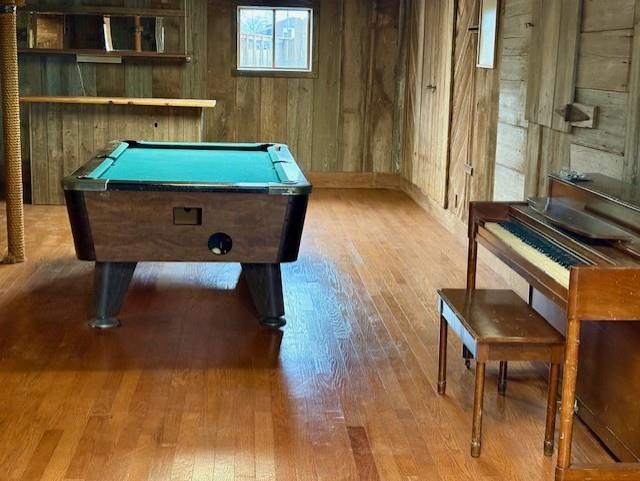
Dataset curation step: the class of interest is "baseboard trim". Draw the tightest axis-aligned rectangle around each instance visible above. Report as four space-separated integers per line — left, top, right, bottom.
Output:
307 172 404 190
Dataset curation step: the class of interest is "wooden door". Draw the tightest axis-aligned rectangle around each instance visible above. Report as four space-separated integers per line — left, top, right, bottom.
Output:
447 0 479 217
403 0 455 207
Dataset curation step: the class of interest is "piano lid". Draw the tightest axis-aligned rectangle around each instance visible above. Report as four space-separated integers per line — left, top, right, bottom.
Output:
528 196 634 241
550 173 640 213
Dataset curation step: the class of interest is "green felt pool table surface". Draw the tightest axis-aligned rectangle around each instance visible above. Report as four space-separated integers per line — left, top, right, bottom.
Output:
91 142 282 184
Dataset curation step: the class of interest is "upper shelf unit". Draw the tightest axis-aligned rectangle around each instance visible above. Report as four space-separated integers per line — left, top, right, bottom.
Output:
17 1 188 64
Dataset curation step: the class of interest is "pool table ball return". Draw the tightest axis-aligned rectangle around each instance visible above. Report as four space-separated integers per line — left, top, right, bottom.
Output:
63 141 311 329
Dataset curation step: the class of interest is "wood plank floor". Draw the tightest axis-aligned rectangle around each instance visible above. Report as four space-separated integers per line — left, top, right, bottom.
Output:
0 189 611 481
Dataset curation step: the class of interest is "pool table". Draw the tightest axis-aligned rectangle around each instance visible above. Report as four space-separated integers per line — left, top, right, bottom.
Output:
63 140 312 329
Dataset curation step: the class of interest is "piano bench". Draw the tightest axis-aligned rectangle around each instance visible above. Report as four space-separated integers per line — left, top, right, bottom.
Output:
436 288 564 458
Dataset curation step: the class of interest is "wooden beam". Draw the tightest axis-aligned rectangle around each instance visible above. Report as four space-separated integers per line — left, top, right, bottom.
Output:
551 0 583 132
526 0 562 127
21 5 184 17
20 96 217 109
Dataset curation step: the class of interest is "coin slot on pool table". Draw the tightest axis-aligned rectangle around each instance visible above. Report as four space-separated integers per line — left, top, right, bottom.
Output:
173 207 202 225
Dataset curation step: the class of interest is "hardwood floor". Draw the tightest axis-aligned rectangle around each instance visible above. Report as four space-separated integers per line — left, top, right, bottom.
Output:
0 189 610 481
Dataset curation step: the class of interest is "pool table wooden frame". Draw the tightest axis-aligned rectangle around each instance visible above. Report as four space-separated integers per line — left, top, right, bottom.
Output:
63 140 312 329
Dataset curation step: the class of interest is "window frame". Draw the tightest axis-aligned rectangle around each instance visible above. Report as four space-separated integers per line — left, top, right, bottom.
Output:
232 0 319 79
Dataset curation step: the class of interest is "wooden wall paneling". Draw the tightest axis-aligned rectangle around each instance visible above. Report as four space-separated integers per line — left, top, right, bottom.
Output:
469 66 501 206
78 63 98 96
413 0 454 206
447 0 477 216
494 0 531 202
493 164 525 201
469 0 504 210
16 56 43 196
234 78 261 143
45 104 63 204
536 127 570 194
500 55 526 81
18 0 405 199
570 143 625 179
78 105 97 163
259 78 288 143
551 0 582 133
152 106 171 142
502 36 528 57
504 0 530 18
125 64 153 98
365 0 401 174
400 0 457 209
96 64 126 97
310 0 343 171
151 64 183 98
338 0 373 172
93 105 108 157
167 107 185 143
624 0 640 185
184 109 202 141
496 123 527 174
401 0 426 182
414 0 435 195
524 121 542 197
498 80 527 128
391 0 408 179
576 29 633 93
286 79 314 171
107 105 125 143
582 0 635 32
61 104 80 198
43 56 65 96
502 13 532 39
29 105 49 204
432 0 455 205
523 0 542 125
63 62 88 96
182 0 207 100
574 89 627 155
525 0 561 128
205 0 235 143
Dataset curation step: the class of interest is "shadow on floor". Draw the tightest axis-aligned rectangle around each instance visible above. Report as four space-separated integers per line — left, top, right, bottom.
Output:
0 261 285 371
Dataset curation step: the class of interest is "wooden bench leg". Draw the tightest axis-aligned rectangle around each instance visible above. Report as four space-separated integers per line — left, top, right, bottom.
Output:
545 362 561 456
463 345 472 369
471 362 486 457
498 361 508 396
438 315 448 395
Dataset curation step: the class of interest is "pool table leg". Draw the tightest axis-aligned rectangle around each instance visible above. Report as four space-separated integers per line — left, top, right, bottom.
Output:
241 263 286 328
89 261 137 329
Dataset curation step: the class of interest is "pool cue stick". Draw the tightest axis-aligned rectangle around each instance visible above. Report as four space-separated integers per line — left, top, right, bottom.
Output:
0 0 25 263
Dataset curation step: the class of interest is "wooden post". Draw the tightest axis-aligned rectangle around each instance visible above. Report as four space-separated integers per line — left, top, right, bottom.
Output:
133 15 142 52
0 0 25 263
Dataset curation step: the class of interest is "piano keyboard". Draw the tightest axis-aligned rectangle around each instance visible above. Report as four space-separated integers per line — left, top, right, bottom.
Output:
484 221 584 287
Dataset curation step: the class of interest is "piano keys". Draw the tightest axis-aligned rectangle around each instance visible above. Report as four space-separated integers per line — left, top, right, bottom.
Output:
484 221 585 287
467 173 640 481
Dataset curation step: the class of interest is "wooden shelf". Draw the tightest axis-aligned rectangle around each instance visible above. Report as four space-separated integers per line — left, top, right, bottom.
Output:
18 48 190 62
20 96 217 109
23 6 185 17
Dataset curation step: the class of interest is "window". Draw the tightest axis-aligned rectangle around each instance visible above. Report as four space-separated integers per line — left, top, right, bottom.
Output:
237 6 313 73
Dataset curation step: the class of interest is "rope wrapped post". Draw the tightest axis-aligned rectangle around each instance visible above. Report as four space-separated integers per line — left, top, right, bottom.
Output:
0 0 25 263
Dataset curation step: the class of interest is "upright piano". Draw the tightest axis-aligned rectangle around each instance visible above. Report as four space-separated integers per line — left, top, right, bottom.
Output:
467 173 640 481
